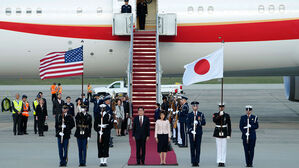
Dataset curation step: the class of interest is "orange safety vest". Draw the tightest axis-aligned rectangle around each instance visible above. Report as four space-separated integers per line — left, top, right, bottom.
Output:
51 85 57 94
22 102 29 117
58 86 62 94
88 85 92 93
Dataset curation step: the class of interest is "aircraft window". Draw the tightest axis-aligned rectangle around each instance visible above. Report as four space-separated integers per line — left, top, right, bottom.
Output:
258 5 265 13
279 5 285 13
187 6 194 14
77 8 83 14
5 8 12 16
269 5 275 13
36 8 42 15
26 8 32 15
97 7 103 14
198 6 204 14
208 6 214 14
16 8 22 15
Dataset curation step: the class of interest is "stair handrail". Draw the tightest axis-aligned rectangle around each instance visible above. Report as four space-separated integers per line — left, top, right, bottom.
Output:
127 14 134 117
156 14 162 104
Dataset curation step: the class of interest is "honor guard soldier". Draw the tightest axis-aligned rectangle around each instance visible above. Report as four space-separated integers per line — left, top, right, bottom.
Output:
239 105 259 167
137 0 148 30
104 95 114 147
12 93 22 135
94 104 114 167
187 101 206 167
121 0 132 13
213 103 232 167
55 105 75 167
75 104 92 167
178 96 189 147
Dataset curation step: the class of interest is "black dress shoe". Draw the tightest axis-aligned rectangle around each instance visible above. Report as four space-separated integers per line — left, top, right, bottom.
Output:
137 162 140 165
99 163 104 167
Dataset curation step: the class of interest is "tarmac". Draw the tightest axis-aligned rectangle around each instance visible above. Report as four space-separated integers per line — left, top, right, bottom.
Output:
0 84 299 168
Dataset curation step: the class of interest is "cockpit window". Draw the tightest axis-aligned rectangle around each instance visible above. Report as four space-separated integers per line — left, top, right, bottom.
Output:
5 8 12 16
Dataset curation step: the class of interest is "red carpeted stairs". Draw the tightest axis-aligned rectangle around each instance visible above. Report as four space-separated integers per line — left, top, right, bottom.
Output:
128 31 178 166
132 31 157 128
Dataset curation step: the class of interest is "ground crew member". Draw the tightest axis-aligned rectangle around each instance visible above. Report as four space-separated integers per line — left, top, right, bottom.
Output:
33 95 40 134
12 93 22 135
75 105 92 167
51 83 58 102
186 101 206 167
178 96 189 147
87 83 92 101
121 0 132 13
213 103 232 167
94 104 114 167
58 83 62 95
21 95 30 135
137 0 147 30
55 105 75 167
239 105 259 167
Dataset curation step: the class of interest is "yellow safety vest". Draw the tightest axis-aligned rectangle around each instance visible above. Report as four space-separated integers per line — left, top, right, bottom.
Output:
33 100 38 116
12 100 22 114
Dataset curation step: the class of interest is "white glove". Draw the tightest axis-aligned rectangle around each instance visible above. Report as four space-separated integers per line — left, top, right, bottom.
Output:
62 124 66 128
114 120 118 124
227 136 231 139
102 124 107 128
245 132 250 136
247 124 251 128
191 130 196 135
194 120 198 125
172 111 176 115
59 132 64 137
220 111 224 116
176 111 179 114
87 137 90 141
99 131 103 135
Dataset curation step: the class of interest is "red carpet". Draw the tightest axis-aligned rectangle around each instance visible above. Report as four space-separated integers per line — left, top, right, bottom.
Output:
128 130 178 165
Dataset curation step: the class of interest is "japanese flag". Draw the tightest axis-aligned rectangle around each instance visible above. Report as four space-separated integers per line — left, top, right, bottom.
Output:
183 47 224 86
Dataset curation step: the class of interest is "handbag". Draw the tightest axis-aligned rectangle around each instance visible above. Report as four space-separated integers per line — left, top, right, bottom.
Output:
44 122 48 132
167 142 173 151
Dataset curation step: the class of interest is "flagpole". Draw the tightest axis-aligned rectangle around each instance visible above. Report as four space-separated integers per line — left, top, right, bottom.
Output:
221 40 224 105
81 43 84 99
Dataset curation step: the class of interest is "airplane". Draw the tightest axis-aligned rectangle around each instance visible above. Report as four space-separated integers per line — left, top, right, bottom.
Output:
0 0 299 101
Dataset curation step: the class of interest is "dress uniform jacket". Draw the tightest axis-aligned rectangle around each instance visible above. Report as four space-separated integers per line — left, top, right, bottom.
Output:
55 114 75 139
187 111 206 135
74 112 92 139
239 114 259 140
179 103 189 123
213 112 232 138
121 5 132 13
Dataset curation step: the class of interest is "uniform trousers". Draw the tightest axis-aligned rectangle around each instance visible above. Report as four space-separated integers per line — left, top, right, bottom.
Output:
216 138 227 163
57 137 69 165
177 122 182 144
77 138 88 165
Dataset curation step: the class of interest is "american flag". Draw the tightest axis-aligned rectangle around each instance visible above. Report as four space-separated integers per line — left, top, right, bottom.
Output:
40 46 83 80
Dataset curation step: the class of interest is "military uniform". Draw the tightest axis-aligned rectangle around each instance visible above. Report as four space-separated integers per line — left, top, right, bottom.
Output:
213 108 231 167
178 96 189 147
186 101 206 167
74 108 92 166
239 106 259 167
137 1 148 30
94 105 114 167
121 4 132 13
55 110 75 167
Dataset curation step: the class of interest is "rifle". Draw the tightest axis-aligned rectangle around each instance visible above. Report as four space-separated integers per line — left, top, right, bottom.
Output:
61 114 65 144
246 114 250 144
192 112 196 141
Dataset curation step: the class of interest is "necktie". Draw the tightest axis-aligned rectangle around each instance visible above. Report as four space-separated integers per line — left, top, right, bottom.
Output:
139 117 143 127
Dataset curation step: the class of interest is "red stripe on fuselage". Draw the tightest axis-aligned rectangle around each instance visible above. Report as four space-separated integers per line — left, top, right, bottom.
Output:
0 19 299 42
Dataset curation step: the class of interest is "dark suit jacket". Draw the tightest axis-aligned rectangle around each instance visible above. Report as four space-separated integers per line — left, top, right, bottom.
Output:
36 104 48 119
137 2 148 16
53 99 65 115
132 115 150 140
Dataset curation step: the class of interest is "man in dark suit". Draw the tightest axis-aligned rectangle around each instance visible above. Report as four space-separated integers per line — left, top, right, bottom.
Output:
154 103 161 121
90 94 103 118
81 93 90 112
64 96 75 117
132 107 150 165
137 0 148 30
53 93 65 120
121 0 132 13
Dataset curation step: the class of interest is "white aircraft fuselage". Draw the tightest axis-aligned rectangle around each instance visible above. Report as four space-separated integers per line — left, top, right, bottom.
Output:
0 0 299 78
